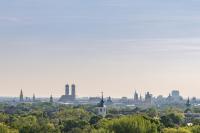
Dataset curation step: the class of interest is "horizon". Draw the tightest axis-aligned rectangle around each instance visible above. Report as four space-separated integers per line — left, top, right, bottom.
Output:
1 0 200 98
0 87 196 99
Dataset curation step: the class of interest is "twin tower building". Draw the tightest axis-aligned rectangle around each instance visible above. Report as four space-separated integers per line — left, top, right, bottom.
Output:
59 84 76 102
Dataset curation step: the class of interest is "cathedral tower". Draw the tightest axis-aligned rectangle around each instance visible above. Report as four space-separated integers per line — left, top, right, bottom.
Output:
65 84 69 96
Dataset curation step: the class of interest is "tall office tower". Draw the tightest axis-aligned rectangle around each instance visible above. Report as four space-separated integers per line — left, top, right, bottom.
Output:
71 84 76 99
171 90 181 101
65 84 69 96
172 90 180 98
20 89 23 102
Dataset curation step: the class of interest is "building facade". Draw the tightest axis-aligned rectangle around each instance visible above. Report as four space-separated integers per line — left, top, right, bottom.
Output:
59 84 76 102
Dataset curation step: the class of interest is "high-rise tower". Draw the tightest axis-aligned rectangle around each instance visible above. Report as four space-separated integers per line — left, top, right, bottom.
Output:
65 84 69 96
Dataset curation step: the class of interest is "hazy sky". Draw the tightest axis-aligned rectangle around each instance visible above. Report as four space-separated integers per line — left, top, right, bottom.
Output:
1 0 200 98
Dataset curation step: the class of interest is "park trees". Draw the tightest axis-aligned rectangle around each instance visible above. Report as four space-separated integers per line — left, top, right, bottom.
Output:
0 123 18 133
97 115 159 133
160 113 184 128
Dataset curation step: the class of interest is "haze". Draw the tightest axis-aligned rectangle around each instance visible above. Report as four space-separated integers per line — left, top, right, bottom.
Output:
1 0 200 98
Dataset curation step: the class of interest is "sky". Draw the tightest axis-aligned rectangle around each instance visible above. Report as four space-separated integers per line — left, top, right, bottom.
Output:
1 0 200 98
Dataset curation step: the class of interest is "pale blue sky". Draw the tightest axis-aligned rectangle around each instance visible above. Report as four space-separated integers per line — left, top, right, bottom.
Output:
1 0 200 98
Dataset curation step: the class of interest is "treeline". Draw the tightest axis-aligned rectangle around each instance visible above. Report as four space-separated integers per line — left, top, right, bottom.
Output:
0 102 200 133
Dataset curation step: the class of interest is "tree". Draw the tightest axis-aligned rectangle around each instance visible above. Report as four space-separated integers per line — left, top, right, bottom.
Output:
0 113 9 123
62 120 89 133
0 123 18 133
160 113 184 127
98 115 158 133
189 125 200 133
162 128 191 133
146 107 158 118
12 116 38 133
89 115 103 125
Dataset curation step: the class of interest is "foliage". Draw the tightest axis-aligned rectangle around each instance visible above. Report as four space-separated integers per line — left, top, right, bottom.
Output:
189 125 200 133
160 113 184 127
90 115 103 125
162 127 191 133
1 102 200 133
146 107 158 118
98 115 158 133
192 107 200 113
0 123 18 133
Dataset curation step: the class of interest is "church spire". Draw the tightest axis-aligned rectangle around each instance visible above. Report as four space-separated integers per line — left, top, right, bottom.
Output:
99 92 104 107
50 94 53 103
186 97 191 107
20 89 23 102
33 93 36 102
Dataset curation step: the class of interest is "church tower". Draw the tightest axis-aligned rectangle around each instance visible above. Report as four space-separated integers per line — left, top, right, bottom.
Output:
20 89 23 102
184 97 192 114
96 92 107 117
186 97 191 107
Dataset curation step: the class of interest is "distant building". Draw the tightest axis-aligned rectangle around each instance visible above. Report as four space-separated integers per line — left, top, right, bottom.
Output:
134 91 139 102
184 97 200 123
59 84 76 102
33 94 36 102
172 90 181 101
140 94 142 101
145 92 152 105
167 93 172 101
191 97 197 104
133 91 142 105
167 90 182 103
120 97 128 104
89 97 101 102
96 92 107 117
155 95 166 107
172 90 179 97
20 89 23 102
106 96 113 105
65 84 69 96
50 95 53 103
71 84 76 100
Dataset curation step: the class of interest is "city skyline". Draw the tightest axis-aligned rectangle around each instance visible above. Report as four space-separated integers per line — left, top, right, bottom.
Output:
1 0 200 97
2 86 197 99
